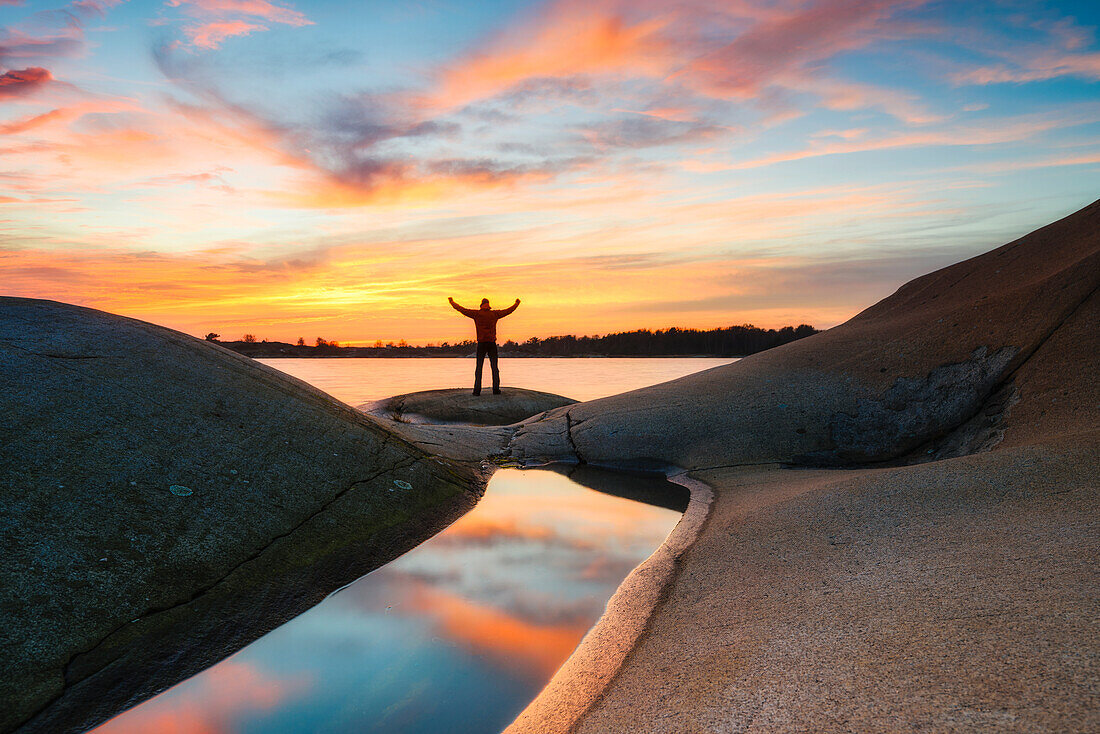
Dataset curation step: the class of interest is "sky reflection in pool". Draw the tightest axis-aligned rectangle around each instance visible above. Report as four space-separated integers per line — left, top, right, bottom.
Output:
90 467 685 734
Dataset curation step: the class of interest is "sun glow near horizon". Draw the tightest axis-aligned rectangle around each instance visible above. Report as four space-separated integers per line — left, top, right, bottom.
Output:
2 0 1098 343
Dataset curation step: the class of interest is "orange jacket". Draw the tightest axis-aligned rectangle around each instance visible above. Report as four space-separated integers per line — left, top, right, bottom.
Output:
451 299 519 343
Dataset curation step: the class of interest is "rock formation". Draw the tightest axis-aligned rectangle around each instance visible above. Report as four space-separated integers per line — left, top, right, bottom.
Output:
507 199 1099 470
499 199 1100 731
0 300 484 734
360 386 575 426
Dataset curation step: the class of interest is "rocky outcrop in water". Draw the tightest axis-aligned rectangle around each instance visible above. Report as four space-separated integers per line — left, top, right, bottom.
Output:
0 300 483 734
360 387 575 426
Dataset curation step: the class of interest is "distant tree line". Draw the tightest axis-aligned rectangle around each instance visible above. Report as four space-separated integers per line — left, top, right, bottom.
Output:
212 323 818 358
498 324 818 356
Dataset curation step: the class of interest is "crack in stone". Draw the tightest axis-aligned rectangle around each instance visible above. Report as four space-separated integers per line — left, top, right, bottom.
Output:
29 352 105 359
37 457 425 726
564 409 587 465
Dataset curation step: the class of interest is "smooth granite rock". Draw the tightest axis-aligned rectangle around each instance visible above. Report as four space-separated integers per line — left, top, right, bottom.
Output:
507 199 1100 470
360 386 576 426
499 199 1100 732
0 300 483 734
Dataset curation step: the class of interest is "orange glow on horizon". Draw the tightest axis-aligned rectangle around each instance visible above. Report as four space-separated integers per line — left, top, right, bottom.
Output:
2 179 946 343
4 0 1090 347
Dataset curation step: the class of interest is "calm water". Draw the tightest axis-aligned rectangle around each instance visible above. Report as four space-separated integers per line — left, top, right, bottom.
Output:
89 359 725 734
256 356 738 404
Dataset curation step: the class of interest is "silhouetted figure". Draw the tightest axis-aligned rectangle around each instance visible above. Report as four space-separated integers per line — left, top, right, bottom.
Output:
449 296 520 395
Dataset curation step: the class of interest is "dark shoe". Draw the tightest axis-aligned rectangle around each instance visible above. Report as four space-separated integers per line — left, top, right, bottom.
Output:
472 390 481 396
492 389 501 395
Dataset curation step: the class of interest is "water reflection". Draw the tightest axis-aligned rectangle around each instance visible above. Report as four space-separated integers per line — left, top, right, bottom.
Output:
256 357 738 405
90 468 683 734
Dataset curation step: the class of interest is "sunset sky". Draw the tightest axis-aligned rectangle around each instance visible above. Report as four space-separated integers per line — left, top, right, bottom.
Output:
2 0 1098 344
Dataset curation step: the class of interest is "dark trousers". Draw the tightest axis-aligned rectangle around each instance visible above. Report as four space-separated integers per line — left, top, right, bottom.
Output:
474 341 500 394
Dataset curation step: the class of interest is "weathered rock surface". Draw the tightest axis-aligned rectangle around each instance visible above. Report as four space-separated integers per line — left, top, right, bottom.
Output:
508 199 1100 470
569 445 1099 732
360 386 575 426
0 299 483 734
497 199 1100 732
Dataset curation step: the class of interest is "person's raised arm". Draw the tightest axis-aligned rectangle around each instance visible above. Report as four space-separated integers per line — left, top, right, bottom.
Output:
498 298 520 317
449 297 477 317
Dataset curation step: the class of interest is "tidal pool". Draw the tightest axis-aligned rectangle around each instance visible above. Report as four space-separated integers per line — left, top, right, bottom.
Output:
90 465 687 734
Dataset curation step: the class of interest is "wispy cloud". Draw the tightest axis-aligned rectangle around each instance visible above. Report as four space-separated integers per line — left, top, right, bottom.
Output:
0 29 82 62
730 109 1100 169
0 107 66 133
426 2 673 111
948 12 1100 85
424 0 936 125
166 0 312 49
0 0 120 63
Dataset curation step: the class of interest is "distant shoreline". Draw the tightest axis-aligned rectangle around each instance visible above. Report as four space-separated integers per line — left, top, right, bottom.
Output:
249 353 743 359
212 323 817 360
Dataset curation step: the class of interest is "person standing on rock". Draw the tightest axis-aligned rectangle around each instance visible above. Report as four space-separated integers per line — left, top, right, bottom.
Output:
448 296 520 396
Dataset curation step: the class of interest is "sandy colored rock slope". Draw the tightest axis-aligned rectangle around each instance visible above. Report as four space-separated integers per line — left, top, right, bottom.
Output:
0 300 483 734
499 199 1100 731
508 199 1100 470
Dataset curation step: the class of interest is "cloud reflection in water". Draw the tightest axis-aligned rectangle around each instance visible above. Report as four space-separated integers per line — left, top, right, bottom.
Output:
91 468 682 734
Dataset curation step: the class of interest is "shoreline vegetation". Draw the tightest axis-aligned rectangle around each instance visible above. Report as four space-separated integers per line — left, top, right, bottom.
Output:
212 323 818 358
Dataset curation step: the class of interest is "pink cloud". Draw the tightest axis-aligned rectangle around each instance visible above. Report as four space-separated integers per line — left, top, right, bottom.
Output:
0 107 65 133
0 0 122 61
790 76 940 125
0 67 53 99
0 96 137 137
187 20 265 49
427 2 673 111
679 0 925 99
69 0 124 14
812 127 869 140
952 52 1100 85
404 582 589 678
169 0 310 26
168 0 312 48
424 0 933 124
0 29 82 61
945 11 1100 86
955 151 1100 175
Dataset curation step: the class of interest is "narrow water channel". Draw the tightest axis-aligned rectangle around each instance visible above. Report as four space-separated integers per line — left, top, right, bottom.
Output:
90 465 687 734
